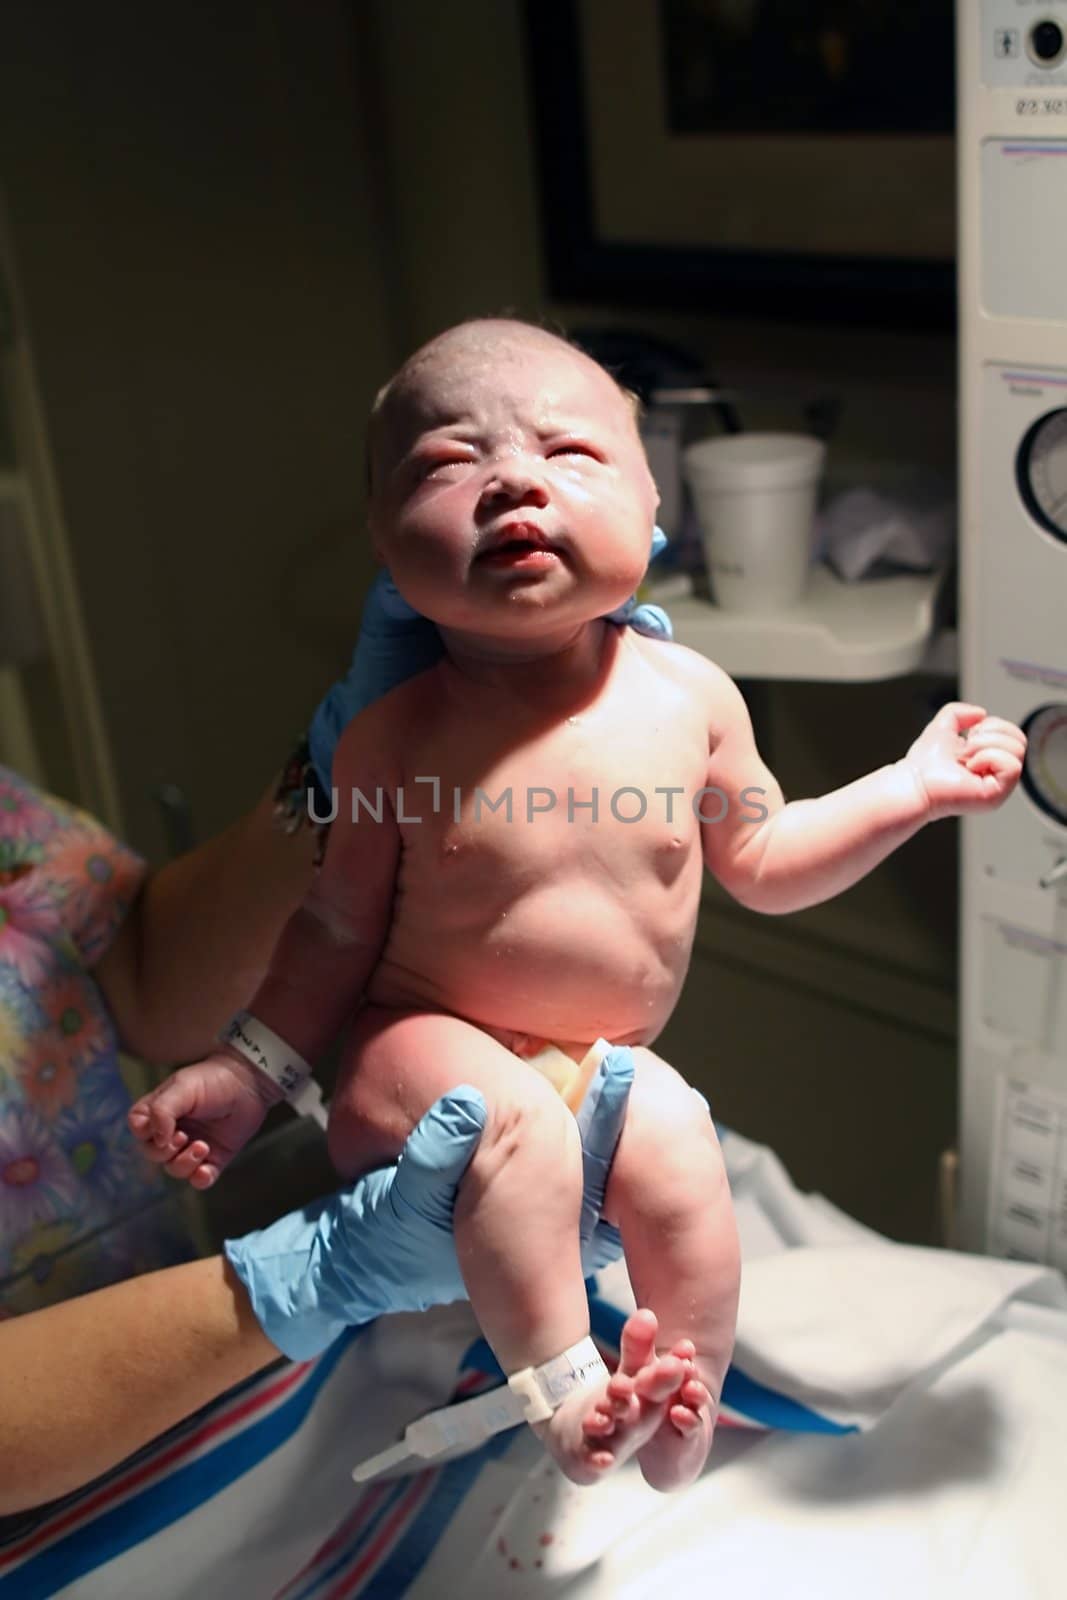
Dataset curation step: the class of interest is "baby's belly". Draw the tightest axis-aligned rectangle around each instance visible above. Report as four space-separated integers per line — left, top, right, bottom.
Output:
366 870 700 1047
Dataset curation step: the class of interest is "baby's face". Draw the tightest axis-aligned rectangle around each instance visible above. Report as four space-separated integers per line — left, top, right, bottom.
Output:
369 326 658 641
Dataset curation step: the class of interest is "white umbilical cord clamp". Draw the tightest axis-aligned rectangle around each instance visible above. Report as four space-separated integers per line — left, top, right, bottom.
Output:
220 1010 328 1129
351 1336 609 1482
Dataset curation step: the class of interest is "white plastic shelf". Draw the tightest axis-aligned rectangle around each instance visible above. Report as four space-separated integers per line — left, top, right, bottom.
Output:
648 566 953 682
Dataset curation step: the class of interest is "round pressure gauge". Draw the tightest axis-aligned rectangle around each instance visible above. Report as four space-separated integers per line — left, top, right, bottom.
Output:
1021 703 1067 827
1016 408 1067 543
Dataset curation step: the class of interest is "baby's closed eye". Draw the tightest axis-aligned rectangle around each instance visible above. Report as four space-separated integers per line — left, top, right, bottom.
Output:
419 454 477 479
547 440 605 463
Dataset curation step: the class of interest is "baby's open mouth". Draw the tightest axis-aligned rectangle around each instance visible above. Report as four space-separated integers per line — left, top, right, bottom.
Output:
482 538 551 556
477 529 562 566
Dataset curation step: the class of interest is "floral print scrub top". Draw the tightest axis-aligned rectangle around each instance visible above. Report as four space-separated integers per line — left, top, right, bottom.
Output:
0 766 190 1317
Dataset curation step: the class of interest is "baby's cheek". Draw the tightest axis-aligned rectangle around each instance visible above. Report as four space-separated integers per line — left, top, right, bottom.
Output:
384 535 460 612
594 540 652 607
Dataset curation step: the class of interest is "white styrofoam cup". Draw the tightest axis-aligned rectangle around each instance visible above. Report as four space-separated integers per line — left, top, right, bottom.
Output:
684 433 827 613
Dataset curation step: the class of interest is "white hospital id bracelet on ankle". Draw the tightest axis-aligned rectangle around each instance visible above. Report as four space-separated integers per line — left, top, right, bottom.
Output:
351 1335 610 1481
220 1011 328 1128
507 1337 609 1424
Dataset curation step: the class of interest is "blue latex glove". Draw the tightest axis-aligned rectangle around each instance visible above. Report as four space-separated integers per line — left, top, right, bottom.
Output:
576 1044 633 1273
308 529 673 792
225 1049 633 1359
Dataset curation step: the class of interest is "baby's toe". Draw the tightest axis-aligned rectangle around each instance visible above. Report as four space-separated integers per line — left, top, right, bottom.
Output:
634 1356 685 1405
606 1371 636 1409
582 1406 618 1441
669 1404 703 1434
617 1309 659 1377
681 1376 709 1406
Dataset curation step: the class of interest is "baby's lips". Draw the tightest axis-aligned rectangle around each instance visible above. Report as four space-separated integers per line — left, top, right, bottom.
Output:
478 518 562 555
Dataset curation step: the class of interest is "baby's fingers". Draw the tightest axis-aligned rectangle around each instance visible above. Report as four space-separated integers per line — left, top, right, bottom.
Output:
965 747 1022 783
973 714 1025 740
964 752 1023 808
965 718 1027 755
938 701 987 735
128 1074 206 1162
163 1139 210 1182
129 1121 190 1169
129 1095 178 1152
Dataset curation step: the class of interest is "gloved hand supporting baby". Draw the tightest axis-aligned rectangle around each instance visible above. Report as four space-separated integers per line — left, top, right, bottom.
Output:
225 1047 635 1358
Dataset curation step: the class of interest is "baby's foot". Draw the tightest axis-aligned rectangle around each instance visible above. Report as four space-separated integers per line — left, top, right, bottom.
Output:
127 1050 280 1189
536 1309 685 1487
635 1337 716 1492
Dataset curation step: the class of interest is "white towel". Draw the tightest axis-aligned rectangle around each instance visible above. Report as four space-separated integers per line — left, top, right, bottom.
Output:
25 1125 1067 1600
729 1127 1066 1428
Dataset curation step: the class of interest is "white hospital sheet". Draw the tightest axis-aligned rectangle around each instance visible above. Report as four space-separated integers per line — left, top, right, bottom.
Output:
419 1325 1067 1599
6 1127 1066 1599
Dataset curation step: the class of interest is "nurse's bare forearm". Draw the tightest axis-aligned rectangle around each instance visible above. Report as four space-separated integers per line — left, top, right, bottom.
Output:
0 1257 278 1515
724 762 929 914
95 786 319 1064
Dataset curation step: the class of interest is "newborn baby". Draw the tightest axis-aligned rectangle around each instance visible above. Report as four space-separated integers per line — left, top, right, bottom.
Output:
131 319 1025 1492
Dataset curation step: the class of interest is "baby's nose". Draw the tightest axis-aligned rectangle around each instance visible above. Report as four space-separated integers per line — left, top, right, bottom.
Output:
481 459 549 506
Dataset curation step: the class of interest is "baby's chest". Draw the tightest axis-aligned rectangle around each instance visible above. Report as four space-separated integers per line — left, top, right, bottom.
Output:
397 713 709 884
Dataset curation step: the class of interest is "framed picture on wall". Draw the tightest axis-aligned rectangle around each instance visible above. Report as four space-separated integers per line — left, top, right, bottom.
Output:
524 0 956 328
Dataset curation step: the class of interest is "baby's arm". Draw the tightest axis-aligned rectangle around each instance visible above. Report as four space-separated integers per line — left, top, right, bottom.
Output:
245 722 402 1061
698 666 1025 915
129 710 402 1184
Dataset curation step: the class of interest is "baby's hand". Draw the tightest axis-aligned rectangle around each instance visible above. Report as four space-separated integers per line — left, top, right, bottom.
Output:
127 1049 282 1189
903 701 1026 822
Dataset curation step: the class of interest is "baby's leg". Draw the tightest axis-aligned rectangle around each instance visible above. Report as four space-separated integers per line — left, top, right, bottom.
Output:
604 1048 740 1492
332 1009 686 1485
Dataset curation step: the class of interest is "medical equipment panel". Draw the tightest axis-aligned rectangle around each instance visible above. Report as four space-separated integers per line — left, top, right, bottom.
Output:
958 1 1067 1257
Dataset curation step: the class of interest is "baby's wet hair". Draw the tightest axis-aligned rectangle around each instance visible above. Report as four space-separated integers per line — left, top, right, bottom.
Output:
365 314 643 495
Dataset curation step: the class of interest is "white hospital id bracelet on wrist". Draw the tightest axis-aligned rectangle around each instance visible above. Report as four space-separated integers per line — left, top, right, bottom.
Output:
220 1011 327 1127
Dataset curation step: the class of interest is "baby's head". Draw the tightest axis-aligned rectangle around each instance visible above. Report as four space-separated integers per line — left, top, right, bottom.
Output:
366 319 659 642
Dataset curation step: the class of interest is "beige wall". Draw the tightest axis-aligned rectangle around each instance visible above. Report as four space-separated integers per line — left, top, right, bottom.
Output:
1 0 395 855
369 1 956 470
